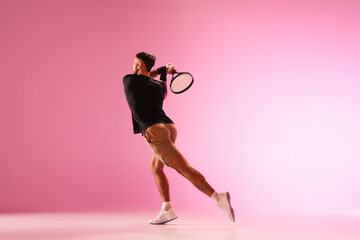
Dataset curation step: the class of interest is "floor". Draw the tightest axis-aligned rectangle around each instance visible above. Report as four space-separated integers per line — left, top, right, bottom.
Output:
0 211 359 240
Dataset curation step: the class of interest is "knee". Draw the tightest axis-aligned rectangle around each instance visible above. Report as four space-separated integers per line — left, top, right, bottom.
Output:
150 159 164 174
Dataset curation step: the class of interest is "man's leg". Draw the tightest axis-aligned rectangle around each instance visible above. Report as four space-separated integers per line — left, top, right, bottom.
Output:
149 154 178 225
150 154 170 202
169 155 235 222
169 155 214 197
145 123 234 222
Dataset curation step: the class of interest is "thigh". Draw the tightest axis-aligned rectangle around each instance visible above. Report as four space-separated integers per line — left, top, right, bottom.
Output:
143 124 169 144
165 124 177 143
143 124 181 166
168 154 190 173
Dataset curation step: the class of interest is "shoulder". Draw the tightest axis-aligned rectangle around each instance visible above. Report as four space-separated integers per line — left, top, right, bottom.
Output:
123 74 139 86
123 74 135 81
123 74 150 81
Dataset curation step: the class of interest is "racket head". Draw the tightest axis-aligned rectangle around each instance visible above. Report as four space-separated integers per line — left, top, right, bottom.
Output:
170 72 194 94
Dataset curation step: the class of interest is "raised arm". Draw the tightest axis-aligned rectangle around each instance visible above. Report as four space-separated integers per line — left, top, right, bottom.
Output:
149 63 177 80
149 68 160 78
152 64 176 100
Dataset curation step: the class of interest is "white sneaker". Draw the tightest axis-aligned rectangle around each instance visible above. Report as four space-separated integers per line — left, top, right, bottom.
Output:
216 192 235 222
149 208 178 225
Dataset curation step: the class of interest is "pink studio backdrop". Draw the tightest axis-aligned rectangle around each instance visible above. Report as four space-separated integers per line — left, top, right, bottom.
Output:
1 0 360 217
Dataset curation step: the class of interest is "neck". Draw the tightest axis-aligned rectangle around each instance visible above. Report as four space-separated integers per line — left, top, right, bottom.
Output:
137 68 149 77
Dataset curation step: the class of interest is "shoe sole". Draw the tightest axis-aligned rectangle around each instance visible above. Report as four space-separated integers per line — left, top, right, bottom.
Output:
149 216 178 225
226 192 235 222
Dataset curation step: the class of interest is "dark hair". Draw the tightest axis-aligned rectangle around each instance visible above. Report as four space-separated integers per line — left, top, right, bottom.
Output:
136 52 156 72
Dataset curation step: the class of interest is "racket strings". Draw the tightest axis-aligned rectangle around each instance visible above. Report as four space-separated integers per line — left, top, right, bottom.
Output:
171 74 193 93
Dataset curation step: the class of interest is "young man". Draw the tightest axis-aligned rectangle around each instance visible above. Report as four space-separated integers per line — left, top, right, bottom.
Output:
123 52 235 224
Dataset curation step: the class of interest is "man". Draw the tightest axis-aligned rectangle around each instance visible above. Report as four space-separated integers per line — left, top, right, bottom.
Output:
123 52 235 224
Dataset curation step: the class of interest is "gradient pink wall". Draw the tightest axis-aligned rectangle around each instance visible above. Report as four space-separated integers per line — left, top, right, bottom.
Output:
1 0 359 216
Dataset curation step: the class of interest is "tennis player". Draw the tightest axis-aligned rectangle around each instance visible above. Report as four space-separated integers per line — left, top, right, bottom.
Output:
123 52 235 224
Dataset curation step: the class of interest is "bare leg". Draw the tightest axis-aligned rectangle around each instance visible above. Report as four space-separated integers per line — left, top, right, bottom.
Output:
150 154 170 202
169 155 215 197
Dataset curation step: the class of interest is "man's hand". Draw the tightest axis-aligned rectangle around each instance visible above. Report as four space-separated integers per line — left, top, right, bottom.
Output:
166 63 176 74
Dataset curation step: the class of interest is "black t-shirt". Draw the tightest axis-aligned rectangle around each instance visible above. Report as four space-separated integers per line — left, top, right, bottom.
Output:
123 74 174 134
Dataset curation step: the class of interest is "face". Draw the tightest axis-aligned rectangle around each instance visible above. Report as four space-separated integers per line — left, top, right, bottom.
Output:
132 58 142 74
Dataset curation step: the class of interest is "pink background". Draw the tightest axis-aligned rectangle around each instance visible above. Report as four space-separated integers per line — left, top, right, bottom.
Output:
1 0 359 218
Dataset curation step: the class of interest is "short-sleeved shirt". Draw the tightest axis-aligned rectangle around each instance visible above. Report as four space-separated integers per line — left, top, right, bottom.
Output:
123 74 173 134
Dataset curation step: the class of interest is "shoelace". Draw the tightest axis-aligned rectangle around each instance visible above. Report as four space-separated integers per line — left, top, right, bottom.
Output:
216 201 227 211
217 200 232 219
153 209 168 222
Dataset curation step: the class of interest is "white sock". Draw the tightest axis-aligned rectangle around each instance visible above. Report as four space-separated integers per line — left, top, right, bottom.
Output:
211 191 219 203
162 201 172 211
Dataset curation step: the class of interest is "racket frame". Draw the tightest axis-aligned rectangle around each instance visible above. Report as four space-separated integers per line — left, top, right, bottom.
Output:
170 72 194 94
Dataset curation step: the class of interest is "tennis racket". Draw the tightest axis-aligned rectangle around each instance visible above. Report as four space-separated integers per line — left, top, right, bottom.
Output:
170 72 194 94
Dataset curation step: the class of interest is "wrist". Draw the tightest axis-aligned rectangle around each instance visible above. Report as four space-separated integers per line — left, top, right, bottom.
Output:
157 66 167 75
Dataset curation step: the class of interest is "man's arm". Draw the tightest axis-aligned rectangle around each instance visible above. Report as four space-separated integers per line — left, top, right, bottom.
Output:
160 72 168 99
149 63 176 79
149 69 159 78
